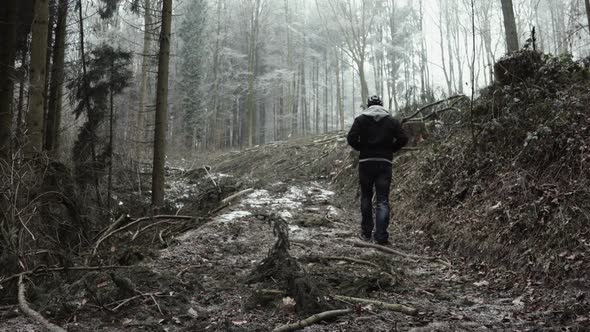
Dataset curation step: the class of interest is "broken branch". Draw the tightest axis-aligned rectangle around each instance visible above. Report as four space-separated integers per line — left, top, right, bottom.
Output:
1 265 131 285
221 188 254 204
351 241 451 268
334 295 417 316
402 95 466 123
272 309 353 332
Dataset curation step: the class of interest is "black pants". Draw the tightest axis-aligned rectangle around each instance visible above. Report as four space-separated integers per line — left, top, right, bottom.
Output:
359 161 392 243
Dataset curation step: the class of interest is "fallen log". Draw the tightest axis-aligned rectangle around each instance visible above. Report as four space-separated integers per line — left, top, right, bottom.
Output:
18 275 67 332
334 295 417 316
272 308 352 332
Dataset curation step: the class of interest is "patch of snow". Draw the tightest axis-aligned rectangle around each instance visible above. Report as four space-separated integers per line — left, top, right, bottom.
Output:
216 210 253 223
327 206 339 218
243 189 302 209
279 210 293 219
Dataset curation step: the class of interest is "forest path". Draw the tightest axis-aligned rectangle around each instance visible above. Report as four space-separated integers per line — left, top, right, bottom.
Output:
146 176 533 331
0 174 536 332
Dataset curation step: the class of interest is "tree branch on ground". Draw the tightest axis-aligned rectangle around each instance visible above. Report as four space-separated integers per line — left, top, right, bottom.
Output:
272 308 353 332
351 241 452 268
334 295 417 316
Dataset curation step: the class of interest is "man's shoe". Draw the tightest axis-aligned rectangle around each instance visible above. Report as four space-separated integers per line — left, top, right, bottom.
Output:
358 233 372 242
375 239 390 246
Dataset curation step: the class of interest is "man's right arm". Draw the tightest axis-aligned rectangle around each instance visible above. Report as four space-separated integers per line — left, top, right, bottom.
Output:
347 117 363 151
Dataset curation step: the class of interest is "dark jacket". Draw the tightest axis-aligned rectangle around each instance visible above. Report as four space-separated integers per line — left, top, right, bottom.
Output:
347 106 408 162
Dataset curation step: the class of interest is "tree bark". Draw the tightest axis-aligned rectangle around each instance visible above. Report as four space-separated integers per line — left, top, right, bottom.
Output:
151 0 172 208
24 0 50 156
501 0 519 53
45 0 68 154
246 0 261 146
0 0 17 157
136 0 152 160
586 0 590 35
323 48 328 133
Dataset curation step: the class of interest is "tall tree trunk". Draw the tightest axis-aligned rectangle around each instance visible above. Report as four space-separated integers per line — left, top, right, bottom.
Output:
0 0 17 157
108 61 115 211
357 60 369 106
246 0 261 146
25 0 50 156
45 0 68 154
300 62 307 136
335 55 343 131
43 2 55 139
151 0 172 208
323 49 328 133
585 0 590 35
501 0 519 53
210 0 222 148
16 51 28 147
314 59 319 134
284 0 295 137
137 0 152 160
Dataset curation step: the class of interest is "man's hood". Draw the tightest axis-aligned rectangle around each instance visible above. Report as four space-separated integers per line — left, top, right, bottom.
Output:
361 105 390 122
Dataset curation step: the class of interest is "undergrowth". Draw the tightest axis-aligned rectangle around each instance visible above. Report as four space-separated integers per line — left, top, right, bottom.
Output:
403 51 590 282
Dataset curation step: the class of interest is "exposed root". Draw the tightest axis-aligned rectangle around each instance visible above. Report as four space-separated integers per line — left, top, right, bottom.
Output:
247 215 333 315
18 275 67 332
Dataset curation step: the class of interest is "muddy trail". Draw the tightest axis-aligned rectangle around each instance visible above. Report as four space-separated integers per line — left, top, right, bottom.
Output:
2 164 569 332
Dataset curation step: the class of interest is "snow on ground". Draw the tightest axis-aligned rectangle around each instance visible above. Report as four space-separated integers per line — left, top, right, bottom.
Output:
214 183 339 225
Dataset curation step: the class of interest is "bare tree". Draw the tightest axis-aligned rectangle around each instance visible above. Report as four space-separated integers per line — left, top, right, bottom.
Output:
319 0 378 104
501 0 519 53
151 0 173 207
585 0 590 36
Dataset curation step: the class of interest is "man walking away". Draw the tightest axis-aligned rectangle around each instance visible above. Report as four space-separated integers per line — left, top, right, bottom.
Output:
347 95 408 245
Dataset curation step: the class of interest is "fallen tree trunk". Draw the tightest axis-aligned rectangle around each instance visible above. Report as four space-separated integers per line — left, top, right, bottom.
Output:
272 308 352 332
18 275 67 332
334 295 418 316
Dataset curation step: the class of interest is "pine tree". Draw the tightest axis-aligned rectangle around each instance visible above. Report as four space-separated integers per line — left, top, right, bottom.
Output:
69 45 132 188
